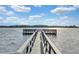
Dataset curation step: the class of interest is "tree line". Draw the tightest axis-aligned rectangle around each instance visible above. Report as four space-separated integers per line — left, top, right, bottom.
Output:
0 25 78 28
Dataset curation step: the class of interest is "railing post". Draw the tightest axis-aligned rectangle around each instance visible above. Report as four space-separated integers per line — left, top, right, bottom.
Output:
49 45 51 54
40 33 44 54
16 30 37 54
26 46 28 53
41 31 61 54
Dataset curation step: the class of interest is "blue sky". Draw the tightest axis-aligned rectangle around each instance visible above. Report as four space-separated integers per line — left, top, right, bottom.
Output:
0 5 79 26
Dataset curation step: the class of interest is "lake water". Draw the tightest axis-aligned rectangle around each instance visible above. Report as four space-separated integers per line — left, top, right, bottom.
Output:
47 28 79 54
0 28 79 54
0 28 31 53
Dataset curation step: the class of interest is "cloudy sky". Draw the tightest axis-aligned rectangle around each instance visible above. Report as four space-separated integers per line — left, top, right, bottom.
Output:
0 5 79 26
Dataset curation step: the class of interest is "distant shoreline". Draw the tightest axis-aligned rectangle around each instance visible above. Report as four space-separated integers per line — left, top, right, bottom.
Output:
0 25 79 28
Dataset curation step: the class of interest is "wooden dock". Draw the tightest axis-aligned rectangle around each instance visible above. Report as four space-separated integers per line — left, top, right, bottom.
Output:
31 31 41 54
15 29 61 54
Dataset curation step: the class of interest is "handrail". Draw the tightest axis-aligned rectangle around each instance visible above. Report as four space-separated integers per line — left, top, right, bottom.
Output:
7 30 61 54
16 30 37 54
41 31 61 54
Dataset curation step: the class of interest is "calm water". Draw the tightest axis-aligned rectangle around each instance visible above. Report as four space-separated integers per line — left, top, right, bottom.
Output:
47 28 79 54
0 28 31 53
0 28 79 54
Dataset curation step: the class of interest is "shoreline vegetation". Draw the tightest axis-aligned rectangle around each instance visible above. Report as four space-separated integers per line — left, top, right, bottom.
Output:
0 25 78 28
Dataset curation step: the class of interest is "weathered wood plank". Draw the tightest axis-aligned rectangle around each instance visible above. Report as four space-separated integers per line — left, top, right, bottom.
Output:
31 31 41 54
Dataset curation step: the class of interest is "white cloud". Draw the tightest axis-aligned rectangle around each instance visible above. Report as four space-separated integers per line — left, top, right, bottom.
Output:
56 16 73 25
0 6 7 13
42 16 72 26
11 5 31 12
73 5 79 8
42 19 57 26
0 16 29 25
33 5 42 7
28 15 42 20
50 6 76 14
0 17 4 22
59 16 70 20
0 6 15 16
6 11 14 16
29 15 42 18
0 6 8 15
19 21 28 25
4 16 19 22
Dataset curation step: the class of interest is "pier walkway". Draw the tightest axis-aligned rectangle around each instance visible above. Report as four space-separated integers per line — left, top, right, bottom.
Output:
31 31 41 54
16 29 61 54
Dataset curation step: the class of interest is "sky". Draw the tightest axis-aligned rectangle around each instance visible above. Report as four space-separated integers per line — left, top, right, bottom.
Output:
0 5 79 26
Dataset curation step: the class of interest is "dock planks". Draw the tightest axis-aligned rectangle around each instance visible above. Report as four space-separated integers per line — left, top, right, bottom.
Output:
31 31 41 54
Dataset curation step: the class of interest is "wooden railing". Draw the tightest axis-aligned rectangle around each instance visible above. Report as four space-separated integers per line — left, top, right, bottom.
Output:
23 29 36 35
16 31 37 54
41 31 61 54
8 30 61 54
